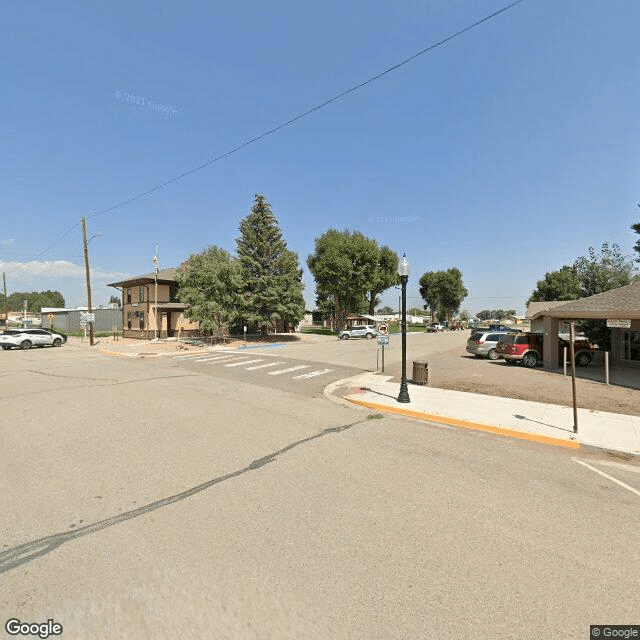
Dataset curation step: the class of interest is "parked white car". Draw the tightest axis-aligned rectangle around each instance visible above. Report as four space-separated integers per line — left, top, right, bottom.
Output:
0 329 67 350
338 325 378 340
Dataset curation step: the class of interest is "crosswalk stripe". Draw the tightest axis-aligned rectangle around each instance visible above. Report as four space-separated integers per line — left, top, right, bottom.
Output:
268 365 310 375
245 361 286 370
192 355 235 363
224 359 263 367
292 368 334 379
175 353 210 359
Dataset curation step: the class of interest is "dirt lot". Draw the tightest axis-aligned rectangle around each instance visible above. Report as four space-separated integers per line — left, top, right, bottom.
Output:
411 331 640 417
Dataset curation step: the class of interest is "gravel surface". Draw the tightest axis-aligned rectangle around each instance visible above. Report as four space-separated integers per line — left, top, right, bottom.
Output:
407 332 640 417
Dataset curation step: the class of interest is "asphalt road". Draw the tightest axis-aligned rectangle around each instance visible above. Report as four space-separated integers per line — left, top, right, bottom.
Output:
2 344 639 639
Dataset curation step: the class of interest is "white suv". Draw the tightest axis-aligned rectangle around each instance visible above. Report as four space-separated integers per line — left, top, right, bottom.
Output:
0 329 66 350
338 325 378 340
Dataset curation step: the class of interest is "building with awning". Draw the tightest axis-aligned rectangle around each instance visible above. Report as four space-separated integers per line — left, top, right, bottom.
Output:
529 282 640 369
107 268 199 339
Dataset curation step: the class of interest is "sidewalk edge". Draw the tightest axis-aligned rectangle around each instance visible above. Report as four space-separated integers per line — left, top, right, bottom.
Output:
345 396 581 450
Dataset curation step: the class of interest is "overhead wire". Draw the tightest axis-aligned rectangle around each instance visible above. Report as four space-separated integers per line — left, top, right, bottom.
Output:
29 0 526 261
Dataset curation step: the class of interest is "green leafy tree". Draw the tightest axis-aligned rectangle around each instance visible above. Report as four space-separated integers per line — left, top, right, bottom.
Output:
236 194 305 332
378 305 395 315
573 243 636 298
307 229 379 329
109 295 121 306
8 290 65 312
367 245 400 315
572 243 637 348
176 245 242 334
632 212 640 262
418 272 442 322
418 268 467 323
528 266 583 304
476 310 492 322
438 268 468 321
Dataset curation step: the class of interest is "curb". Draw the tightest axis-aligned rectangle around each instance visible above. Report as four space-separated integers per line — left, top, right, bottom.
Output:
345 396 581 451
97 348 138 358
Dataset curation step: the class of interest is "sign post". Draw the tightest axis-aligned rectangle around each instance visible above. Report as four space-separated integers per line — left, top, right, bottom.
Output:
377 324 389 372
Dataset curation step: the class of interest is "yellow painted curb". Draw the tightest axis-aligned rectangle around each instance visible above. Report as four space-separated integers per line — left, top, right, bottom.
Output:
346 396 580 450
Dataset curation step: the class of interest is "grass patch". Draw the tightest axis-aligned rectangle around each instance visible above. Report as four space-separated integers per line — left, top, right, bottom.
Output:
300 327 338 336
388 323 430 333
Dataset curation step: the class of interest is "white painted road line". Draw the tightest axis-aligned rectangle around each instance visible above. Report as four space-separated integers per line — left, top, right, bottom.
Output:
268 365 310 376
224 359 263 367
292 368 334 379
245 361 286 370
573 459 640 498
175 353 210 359
193 355 235 363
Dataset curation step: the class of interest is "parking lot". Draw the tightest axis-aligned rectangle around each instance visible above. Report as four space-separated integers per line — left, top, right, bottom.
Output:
406 330 639 416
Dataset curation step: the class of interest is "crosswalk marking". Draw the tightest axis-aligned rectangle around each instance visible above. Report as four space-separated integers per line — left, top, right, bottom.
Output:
173 355 336 382
175 353 212 359
192 355 235 363
245 361 286 370
268 365 310 376
224 359 263 367
292 368 334 379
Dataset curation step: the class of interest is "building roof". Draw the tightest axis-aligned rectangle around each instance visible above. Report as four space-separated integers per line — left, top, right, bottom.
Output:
530 282 640 320
107 268 178 288
525 301 570 319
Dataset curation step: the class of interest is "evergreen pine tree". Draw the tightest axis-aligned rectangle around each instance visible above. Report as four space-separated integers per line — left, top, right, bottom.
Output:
236 194 305 332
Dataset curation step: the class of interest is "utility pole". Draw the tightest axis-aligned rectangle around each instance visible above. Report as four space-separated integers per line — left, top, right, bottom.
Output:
153 244 159 340
81 217 95 346
2 272 7 328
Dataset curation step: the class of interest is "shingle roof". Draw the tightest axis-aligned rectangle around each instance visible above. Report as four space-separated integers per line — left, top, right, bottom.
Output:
530 282 640 320
525 301 569 319
107 268 178 288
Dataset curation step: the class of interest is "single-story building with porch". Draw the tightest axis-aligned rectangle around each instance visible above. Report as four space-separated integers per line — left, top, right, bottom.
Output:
530 282 640 370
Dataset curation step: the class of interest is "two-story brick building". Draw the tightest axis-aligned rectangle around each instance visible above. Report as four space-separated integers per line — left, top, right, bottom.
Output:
108 268 199 339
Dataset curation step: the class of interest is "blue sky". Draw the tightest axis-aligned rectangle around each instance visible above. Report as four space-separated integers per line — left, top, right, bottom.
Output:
1 0 639 315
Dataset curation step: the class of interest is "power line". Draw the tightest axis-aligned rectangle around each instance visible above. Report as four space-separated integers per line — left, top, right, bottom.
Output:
30 0 526 261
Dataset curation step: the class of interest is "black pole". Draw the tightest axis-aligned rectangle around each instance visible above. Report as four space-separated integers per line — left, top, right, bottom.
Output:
570 320 578 433
397 274 410 403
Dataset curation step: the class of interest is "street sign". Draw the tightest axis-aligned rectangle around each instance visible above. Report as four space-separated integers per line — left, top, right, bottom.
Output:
607 319 631 328
377 335 389 346
378 323 389 335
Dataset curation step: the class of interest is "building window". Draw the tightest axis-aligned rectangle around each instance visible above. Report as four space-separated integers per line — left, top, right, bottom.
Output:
127 288 131 304
139 286 145 303
139 311 145 330
127 312 132 330
170 284 179 303
623 331 640 361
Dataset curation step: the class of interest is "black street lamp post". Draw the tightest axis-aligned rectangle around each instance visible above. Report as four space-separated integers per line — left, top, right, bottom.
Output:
397 254 411 403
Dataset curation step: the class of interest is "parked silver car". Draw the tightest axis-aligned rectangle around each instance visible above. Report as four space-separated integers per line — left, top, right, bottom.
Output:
338 324 378 340
466 330 511 360
0 329 66 350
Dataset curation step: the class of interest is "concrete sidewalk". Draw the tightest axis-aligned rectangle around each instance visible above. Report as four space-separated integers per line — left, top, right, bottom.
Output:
340 373 640 457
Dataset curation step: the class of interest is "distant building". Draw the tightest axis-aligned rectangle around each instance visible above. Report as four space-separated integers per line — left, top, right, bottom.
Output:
41 307 122 332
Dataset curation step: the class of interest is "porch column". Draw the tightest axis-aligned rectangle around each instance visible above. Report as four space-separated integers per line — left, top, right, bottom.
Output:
542 316 559 369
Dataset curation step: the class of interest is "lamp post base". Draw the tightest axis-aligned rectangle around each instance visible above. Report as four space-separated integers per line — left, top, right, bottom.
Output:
397 380 411 403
